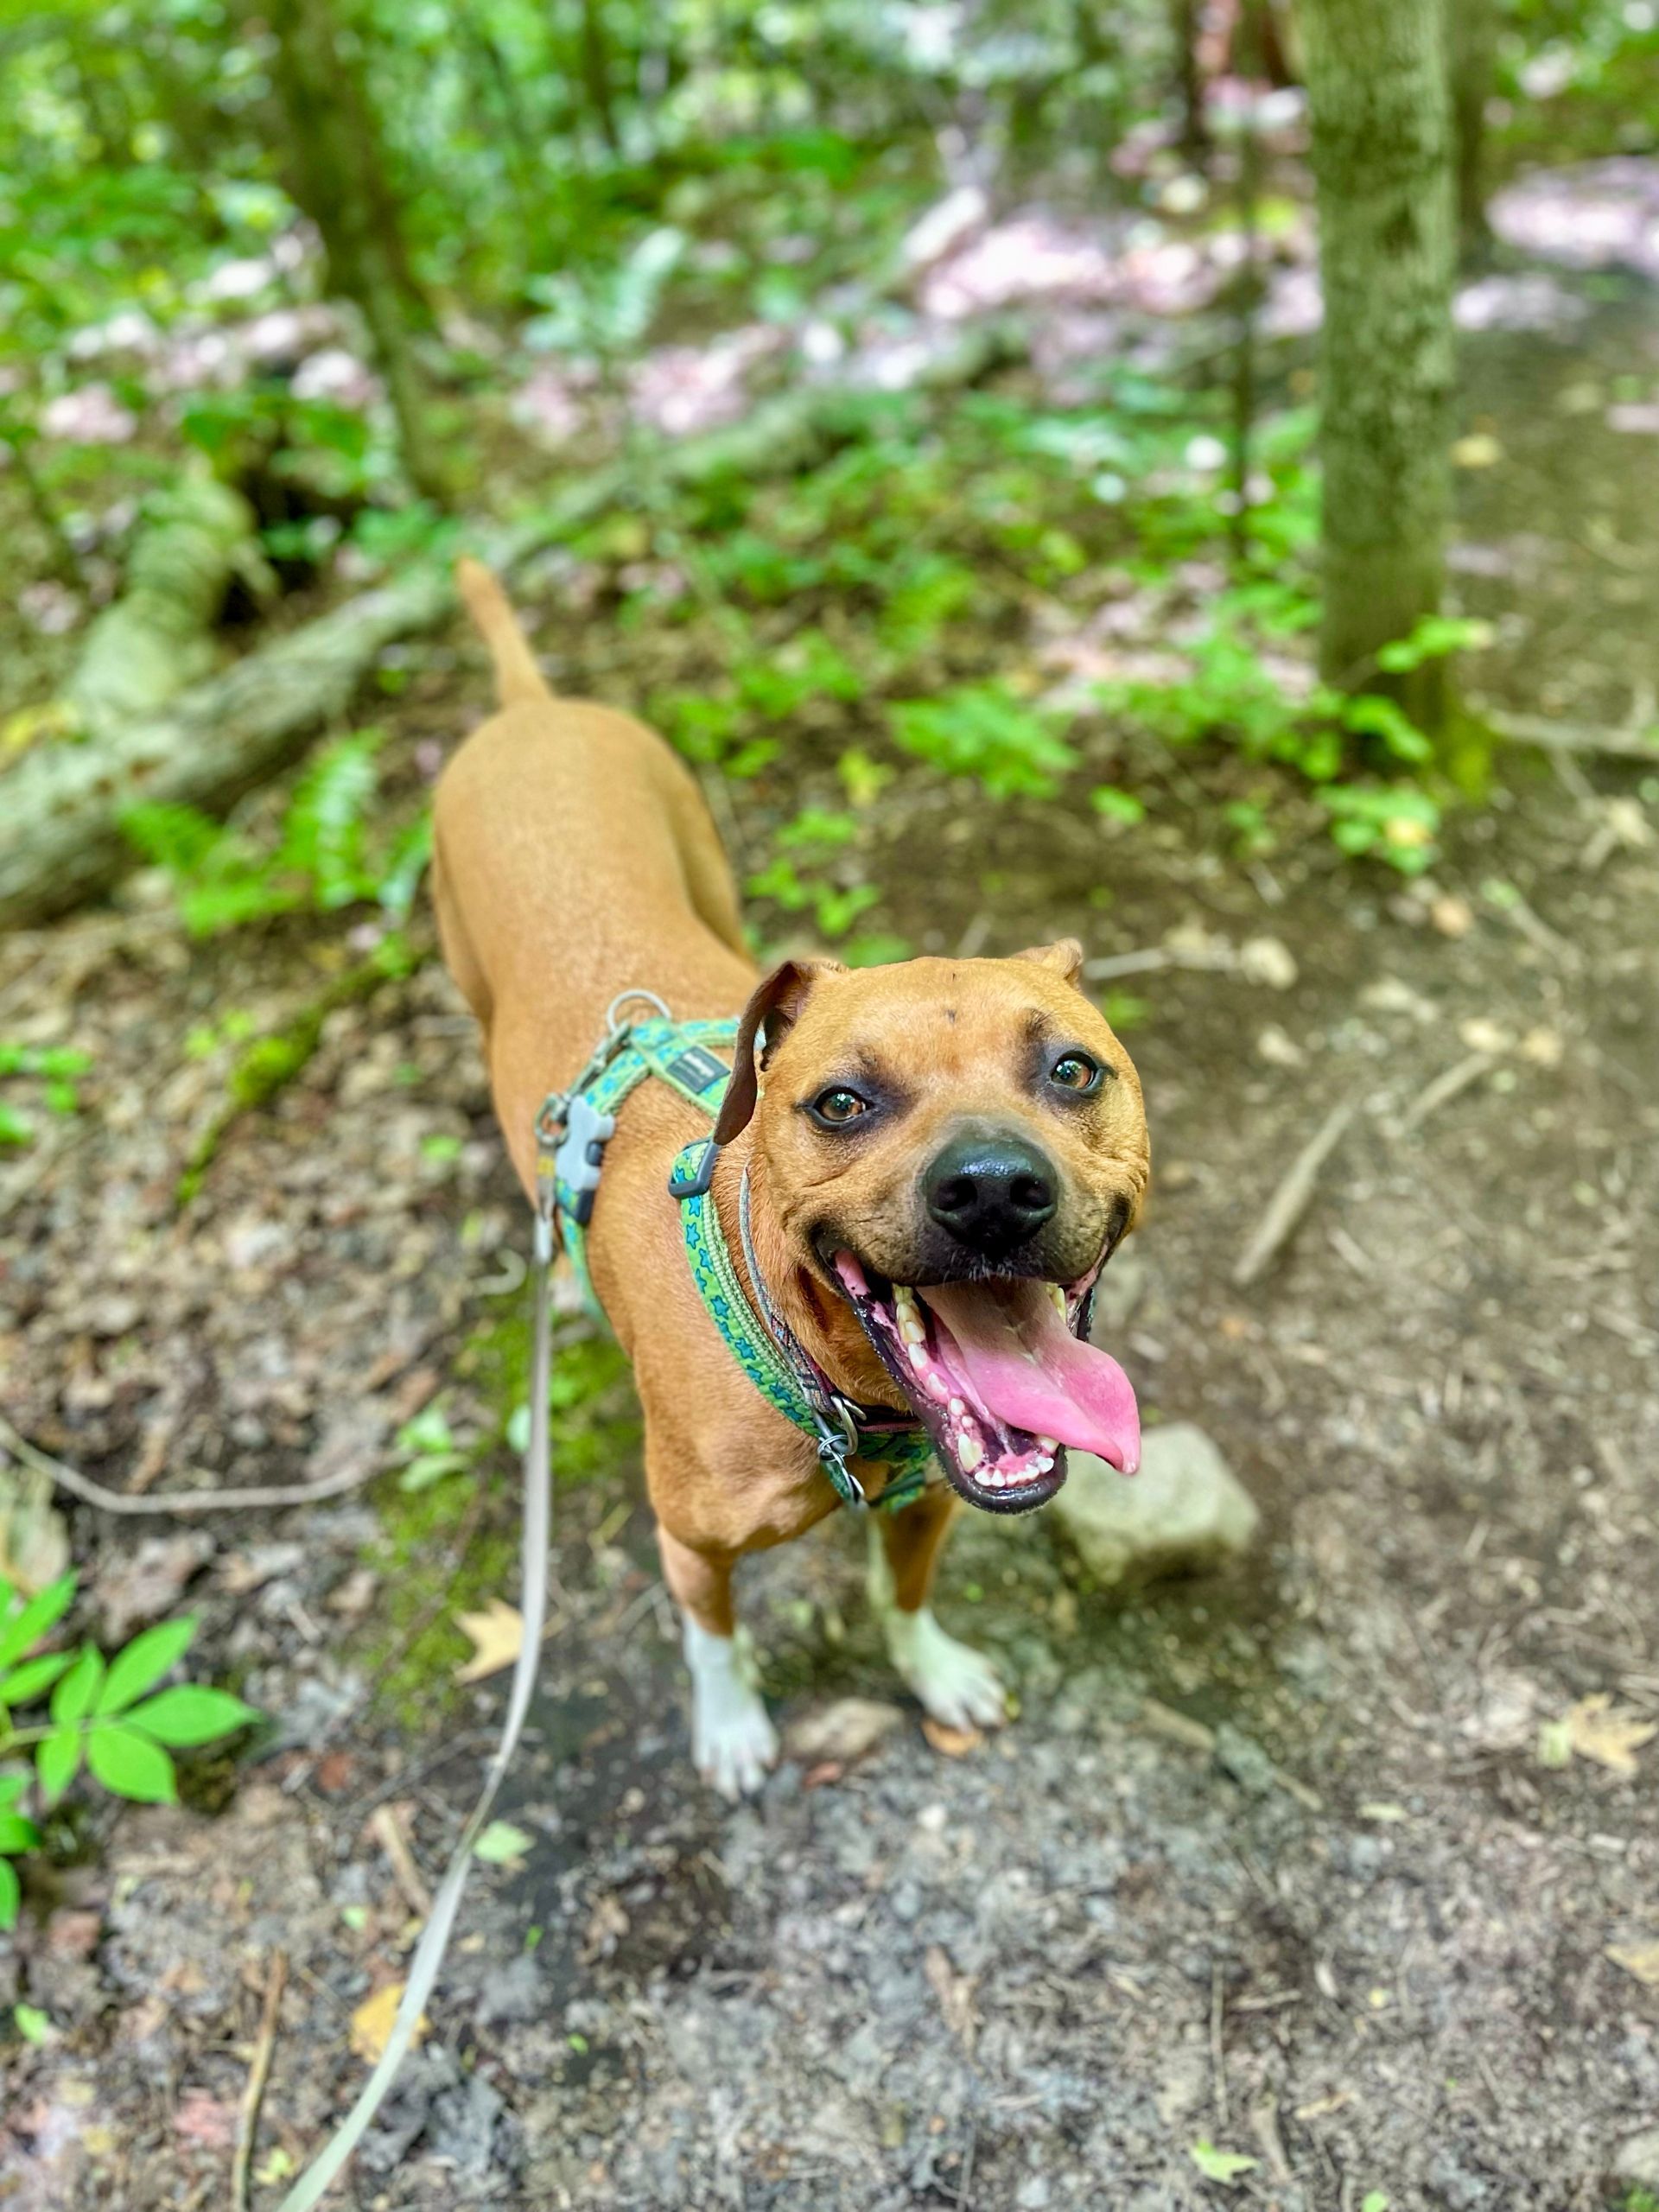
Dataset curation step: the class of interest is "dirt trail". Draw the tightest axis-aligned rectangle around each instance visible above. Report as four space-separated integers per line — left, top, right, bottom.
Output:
2 711 1656 2208
3 280 1659 2209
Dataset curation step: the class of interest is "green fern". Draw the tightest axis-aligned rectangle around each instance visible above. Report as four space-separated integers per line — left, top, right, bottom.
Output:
120 728 429 937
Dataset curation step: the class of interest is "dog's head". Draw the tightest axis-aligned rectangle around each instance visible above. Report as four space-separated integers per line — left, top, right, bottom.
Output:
714 944 1149 1514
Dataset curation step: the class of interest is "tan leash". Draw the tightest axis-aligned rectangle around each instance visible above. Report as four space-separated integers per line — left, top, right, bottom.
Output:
275 1207 557 2209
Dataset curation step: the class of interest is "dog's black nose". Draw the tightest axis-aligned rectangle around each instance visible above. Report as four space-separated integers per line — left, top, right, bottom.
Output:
925 1129 1058 1257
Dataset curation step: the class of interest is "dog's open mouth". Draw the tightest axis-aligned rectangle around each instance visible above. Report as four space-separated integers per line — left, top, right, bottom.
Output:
832 1251 1141 1515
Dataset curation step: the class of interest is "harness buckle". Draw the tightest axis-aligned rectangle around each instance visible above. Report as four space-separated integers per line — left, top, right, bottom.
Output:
551 1093 617 1229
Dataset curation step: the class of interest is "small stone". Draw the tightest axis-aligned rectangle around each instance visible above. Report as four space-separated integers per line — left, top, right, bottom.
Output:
1255 1023 1306 1069
1050 1423 1261 1588
1614 2126 1659 2186
785 1698 905 1766
474 1954 548 2027
1237 935 1298 990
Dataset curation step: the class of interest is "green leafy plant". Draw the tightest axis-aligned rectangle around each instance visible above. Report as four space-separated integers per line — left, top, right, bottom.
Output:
0 1573 257 1929
1319 782 1442 874
392 1404 470 1493
889 683 1077 799
0 1044 92 1147
1188 2138 1258 2184
122 732 431 936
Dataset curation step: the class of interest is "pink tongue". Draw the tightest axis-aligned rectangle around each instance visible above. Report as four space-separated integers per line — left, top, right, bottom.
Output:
918 1281 1141 1475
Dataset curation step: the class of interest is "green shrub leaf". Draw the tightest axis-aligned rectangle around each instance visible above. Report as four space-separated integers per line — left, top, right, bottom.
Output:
0 1859 17 1930
0 1813 42 1854
95 1615 196 1715
0 1571 77 1673
35 1725 80 1805
124 1686 258 1747
0 1651 76 1707
49 1647 104 1726
86 1726 177 1803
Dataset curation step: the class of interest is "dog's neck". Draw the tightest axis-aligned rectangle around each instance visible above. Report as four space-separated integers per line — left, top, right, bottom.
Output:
734 1147 905 1414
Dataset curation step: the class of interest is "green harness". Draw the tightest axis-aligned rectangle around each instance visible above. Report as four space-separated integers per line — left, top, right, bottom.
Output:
537 994 936 1512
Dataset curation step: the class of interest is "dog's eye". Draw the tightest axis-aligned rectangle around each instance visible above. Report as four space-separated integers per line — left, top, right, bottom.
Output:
811 1087 872 1127
1050 1052 1101 1094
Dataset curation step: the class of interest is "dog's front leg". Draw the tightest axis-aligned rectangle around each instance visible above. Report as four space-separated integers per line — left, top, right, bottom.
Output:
657 1523 779 1802
868 1492 1009 1732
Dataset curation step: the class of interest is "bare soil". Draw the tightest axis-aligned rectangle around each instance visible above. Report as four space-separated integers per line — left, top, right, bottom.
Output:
3 279 1659 2212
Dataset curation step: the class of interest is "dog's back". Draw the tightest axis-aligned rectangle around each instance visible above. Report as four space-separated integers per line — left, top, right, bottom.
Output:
432 563 753 1192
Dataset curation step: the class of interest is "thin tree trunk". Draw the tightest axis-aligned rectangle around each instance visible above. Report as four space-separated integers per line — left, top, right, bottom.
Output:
580 0 621 155
1171 0 1208 163
263 0 447 503
1448 0 1497 263
1302 0 1456 734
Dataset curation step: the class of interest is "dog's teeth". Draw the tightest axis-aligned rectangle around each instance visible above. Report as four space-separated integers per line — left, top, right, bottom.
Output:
948 1396 964 1416
1037 1434 1059 1452
907 1341 929 1371
1033 1453 1053 1473
925 1371 950 1402
899 1313 926 1346
1049 1284 1067 1316
957 1432 983 1474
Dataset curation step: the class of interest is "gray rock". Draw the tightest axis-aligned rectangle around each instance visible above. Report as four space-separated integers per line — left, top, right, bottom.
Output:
475 1952 549 2026
1089 1246 1147 1335
1614 2128 1659 2186
1050 1422 1260 1587
785 1697 906 1765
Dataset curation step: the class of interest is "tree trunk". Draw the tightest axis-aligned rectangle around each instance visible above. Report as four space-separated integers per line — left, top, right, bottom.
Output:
262 0 447 503
579 0 622 156
1302 0 1456 733
1448 0 1497 262
1170 0 1208 163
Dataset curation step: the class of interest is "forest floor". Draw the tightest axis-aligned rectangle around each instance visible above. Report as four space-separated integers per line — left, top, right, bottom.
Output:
4 200 1659 2212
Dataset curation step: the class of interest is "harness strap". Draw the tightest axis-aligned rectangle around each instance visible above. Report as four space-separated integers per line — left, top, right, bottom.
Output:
544 997 939 1510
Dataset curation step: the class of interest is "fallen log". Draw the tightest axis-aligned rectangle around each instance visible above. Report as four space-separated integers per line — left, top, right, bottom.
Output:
0 320 1016 932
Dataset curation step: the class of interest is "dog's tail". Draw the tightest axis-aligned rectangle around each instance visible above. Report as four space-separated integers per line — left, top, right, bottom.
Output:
456 557 549 707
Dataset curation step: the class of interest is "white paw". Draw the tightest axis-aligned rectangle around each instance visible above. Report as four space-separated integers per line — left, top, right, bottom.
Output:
694 1691 780 1802
884 1608 1009 1732
683 1618 779 1801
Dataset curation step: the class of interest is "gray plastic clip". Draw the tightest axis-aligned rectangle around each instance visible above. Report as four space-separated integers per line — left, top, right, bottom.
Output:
552 1093 616 1227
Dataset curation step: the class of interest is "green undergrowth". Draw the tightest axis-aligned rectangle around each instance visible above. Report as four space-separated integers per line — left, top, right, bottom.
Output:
354 1295 641 1726
588 378 1492 931
176 931 416 1205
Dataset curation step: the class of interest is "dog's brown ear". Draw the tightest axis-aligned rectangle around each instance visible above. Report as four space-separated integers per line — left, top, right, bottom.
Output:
713 958 842 1145
1014 938 1085 988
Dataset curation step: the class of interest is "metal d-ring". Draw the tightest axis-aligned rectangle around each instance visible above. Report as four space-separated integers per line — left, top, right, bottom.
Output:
605 988 673 1034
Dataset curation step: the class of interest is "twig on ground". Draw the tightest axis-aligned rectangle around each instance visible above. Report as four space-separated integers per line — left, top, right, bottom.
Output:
0 1410 385 1516
1495 892 1582 972
370 1802 435 1918
1249 2094 1294 2183
956 2116 978 2210
1479 703 1659 762
1210 1958 1230 2128
1397 1052 1495 1135
1083 944 1236 982
1231 1098 1357 1288
231 1948 287 2212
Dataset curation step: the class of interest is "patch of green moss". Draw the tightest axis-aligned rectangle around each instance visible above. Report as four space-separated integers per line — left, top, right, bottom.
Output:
456 1289 641 1489
355 1471 522 1731
353 1294 643 1730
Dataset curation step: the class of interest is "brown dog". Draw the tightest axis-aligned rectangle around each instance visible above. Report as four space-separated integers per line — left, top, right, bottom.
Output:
434 563 1150 1796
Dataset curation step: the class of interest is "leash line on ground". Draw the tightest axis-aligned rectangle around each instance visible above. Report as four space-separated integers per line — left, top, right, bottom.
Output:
273 1230 556 2210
